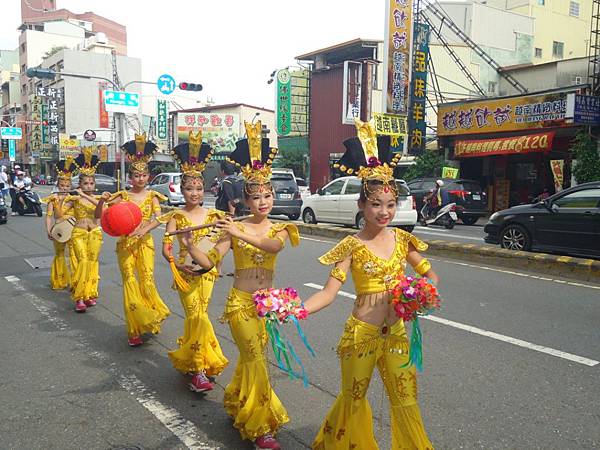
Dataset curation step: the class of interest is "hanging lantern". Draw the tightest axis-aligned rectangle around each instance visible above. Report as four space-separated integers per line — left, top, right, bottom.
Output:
101 201 142 237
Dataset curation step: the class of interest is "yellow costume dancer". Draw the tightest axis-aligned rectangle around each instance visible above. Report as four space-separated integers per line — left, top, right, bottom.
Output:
42 157 77 290
183 121 298 450
157 130 228 390
96 134 170 346
60 147 102 313
305 120 436 450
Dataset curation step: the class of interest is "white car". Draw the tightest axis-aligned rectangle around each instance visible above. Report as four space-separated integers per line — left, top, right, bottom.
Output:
295 177 311 198
301 176 417 230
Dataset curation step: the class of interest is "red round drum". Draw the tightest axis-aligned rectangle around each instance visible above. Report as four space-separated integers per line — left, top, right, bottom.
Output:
101 201 142 237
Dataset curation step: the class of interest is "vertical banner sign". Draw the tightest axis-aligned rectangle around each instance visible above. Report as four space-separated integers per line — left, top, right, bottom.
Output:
30 96 43 153
9 139 16 162
276 69 292 135
99 82 109 128
384 0 414 115
408 23 430 155
550 160 564 192
157 99 168 140
342 61 363 124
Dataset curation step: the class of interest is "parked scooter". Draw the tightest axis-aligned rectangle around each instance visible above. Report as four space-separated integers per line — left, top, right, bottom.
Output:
0 183 7 224
419 200 459 229
13 186 43 217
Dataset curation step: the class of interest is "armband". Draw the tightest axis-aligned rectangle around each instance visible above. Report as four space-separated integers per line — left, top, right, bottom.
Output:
163 234 174 245
330 266 347 284
413 258 431 276
153 204 162 214
273 234 285 247
207 248 222 266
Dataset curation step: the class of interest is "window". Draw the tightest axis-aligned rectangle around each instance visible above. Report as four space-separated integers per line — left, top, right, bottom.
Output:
344 178 362 195
21 64 26 74
552 41 564 59
554 189 600 208
323 179 346 195
487 81 497 94
537 0 544 4
569 1 580 17
535 48 543 58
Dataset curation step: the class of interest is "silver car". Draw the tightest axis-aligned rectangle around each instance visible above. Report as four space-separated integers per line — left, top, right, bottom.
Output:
148 172 184 205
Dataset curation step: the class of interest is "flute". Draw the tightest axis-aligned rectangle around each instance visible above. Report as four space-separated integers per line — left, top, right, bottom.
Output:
165 214 253 236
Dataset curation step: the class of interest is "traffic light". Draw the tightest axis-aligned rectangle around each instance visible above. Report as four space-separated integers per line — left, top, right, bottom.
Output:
178 82 203 92
26 67 56 80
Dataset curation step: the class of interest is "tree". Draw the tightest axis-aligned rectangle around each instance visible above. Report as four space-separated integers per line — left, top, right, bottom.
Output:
277 147 306 178
404 149 445 181
43 46 67 60
571 130 600 184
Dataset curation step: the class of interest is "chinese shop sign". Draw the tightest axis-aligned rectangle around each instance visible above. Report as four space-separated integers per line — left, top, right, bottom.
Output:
157 99 168 140
176 113 240 152
342 61 362 124
438 92 569 136
383 0 414 115
408 23 430 155
374 112 408 136
276 69 292 135
550 159 564 192
565 93 600 125
454 131 555 158
30 96 43 153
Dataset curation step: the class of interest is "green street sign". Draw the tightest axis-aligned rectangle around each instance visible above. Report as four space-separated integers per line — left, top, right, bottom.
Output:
276 69 291 136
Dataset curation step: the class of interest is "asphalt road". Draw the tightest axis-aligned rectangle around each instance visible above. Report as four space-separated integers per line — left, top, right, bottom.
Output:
1 207 599 449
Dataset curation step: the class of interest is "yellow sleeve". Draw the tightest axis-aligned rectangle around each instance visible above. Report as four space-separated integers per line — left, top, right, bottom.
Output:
398 228 428 252
152 191 168 203
109 191 126 202
41 195 53 204
156 210 178 224
318 236 361 265
270 223 300 247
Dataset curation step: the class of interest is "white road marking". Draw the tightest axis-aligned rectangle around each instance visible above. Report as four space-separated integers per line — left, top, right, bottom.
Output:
413 227 483 241
4 276 218 450
300 237 600 291
303 283 600 368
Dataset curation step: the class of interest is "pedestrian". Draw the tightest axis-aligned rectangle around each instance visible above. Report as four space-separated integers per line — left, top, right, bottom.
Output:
56 148 103 313
215 160 243 216
95 134 170 347
303 120 437 449
0 166 9 201
41 157 78 290
182 121 298 450
138 130 228 392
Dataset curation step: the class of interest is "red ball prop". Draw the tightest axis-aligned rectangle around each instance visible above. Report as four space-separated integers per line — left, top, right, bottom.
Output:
101 201 142 237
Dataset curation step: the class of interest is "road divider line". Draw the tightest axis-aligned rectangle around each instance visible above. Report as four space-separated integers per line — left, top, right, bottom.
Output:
303 283 599 367
413 227 483 241
4 275 218 450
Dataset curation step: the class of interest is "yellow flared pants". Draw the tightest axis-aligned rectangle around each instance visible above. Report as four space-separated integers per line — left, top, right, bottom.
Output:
312 316 433 450
117 234 170 337
222 287 289 441
70 227 102 302
50 240 70 290
169 270 228 375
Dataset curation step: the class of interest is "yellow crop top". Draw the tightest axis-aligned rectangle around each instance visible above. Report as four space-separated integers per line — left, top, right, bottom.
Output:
158 208 225 265
109 190 167 221
232 222 300 272
319 228 427 296
64 194 99 221
42 194 73 218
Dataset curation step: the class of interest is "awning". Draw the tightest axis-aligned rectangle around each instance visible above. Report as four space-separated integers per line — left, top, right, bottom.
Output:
454 131 555 158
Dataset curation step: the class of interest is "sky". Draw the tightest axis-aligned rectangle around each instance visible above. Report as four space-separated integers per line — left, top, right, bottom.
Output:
0 0 386 110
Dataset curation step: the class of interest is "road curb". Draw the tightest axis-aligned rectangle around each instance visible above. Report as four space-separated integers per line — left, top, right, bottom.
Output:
294 222 600 282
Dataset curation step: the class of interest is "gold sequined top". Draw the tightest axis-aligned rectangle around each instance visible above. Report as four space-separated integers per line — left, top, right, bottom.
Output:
42 194 74 218
232 222 300 273
109 190 167 221
319 228 427 296
64 194 100 221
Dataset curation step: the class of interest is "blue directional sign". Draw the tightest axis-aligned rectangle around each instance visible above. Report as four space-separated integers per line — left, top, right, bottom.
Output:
0 127 23 140
103 90 140 114
157 74 176 95
8 140 16 162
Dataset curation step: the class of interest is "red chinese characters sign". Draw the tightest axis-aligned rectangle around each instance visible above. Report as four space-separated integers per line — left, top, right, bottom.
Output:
384 0 413 115
176 113 240 152
454 132 555 158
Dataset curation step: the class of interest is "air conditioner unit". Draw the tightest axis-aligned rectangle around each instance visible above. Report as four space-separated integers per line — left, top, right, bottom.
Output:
573 76 583 85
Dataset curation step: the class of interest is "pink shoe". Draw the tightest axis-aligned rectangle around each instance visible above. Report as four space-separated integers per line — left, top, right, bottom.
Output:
75 300 87 313
255 434 281 450
84 298 97 307
128 336 143 347
189 372 213 393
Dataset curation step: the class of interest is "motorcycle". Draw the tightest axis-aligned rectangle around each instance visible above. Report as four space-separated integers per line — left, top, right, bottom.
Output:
419 200 459 229
13 186 43 217
0 183 7 224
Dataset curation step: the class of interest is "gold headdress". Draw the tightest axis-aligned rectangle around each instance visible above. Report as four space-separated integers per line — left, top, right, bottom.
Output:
74 147 100 176
227 120 277 185
335 119 401 198
171 130 213 178
121 133 158 173
55 156 76 181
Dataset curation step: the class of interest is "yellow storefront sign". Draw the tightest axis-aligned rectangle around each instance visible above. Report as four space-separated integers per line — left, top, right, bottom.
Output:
442 167 459 179
438 92 571 136
373 112 408 136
